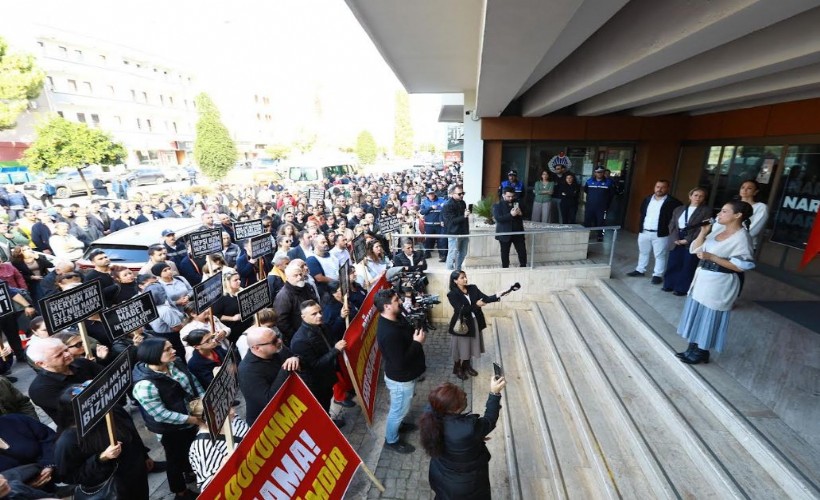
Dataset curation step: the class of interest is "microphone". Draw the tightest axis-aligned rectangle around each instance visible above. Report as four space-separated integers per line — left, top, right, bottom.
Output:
698 217 717 227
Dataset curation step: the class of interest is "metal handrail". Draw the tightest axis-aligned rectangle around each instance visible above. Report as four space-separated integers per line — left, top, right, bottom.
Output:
388 225 621 269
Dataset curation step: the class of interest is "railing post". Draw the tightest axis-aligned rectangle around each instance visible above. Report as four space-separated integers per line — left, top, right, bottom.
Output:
609 228 618 268
529 230 535 269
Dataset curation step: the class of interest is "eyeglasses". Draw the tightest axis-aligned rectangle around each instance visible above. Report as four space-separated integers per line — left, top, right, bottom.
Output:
67 341 84 349
453 192 465 196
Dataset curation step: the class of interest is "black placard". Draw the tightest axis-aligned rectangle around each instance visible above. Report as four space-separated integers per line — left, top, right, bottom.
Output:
308 188 326 204
351 234 367 263
338 261 350 297
189 228 223 259
72 349 132 438
0 282 13 317
236 279 271 322
101 292 158 341
248 234 273 259
234 219 265 241
203 347 239 441
379 215 401 235
39 280 104 333
193 272 223 314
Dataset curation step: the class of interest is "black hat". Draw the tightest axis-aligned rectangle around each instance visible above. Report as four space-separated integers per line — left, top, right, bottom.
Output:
594 166 605 173
151 262 170 276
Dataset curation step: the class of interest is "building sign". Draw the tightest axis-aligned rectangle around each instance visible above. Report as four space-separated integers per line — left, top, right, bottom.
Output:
771 180 819 250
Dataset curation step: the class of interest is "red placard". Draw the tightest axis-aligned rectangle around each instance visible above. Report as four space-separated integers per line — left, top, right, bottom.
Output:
199 373 362 500
341 274 389 425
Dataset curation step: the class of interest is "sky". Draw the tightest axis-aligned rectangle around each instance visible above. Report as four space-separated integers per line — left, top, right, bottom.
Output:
0 0 447 150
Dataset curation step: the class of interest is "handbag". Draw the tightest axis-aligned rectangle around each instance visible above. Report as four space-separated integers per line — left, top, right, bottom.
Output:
74 463 118 500
452 306 469 335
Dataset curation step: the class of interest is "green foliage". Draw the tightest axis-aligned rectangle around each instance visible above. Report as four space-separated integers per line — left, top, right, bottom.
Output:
265 144 291 161
417 142 439 154
293 129 317 154
193 93 237 181
393 90 414 158
472 196 497 224
0 37 45 130
22 116 126 174
355 130 377 165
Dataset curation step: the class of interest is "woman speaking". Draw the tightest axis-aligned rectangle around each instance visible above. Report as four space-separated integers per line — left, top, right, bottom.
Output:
419 377 506 499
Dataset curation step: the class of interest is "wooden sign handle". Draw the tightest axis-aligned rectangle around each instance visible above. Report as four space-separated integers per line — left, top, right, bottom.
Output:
105 411 117 447
208 308 216 334
222 414 234 452
77 322 94 359
344 294 350 329
0 336 7 362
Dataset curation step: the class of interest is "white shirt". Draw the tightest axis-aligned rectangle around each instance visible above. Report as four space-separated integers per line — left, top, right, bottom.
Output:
677 206 697 229
330 246 351 266
644 195 667 231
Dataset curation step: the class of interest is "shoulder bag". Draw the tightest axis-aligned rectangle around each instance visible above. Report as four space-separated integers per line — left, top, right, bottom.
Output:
451 305 469 335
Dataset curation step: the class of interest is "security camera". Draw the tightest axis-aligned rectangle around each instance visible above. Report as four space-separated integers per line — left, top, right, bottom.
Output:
465 110 471 115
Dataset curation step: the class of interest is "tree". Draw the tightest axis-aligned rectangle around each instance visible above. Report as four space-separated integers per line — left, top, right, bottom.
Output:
194 93 237 181
355 130 377 165
417 142 440 155
22 116 126 196
293 128 317 154
0 37 45 130
265 143 291 161
393 90 414 158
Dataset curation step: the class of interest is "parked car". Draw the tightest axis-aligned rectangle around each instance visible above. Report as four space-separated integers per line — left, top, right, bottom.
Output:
163 167 190 182
24 170 98 199
76 217 201 272
125 167 166 186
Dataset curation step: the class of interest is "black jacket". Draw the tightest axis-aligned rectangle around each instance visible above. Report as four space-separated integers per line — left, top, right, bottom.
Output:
639 195 682 237
289 322 339 398
273 282 318 344
392 250 427 272
428 393 502 500
131 359 199 434
492 200 524 242
187 345 227 389
238 348 294 424
376 315 425 382
447 285 499 337
442 199 469 235
11 256 53 290
28 358 103 422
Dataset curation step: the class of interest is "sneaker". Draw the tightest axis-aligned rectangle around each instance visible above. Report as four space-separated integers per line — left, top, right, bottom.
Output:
332 417 346 428
399 421 418 433
626 270 644 277
651 276 663 285
333 399 356 408
384 440 415 454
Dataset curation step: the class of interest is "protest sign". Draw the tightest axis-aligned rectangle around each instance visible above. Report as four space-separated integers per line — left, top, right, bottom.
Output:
234 219 265 241
249 233 273 259
39 280 104 333
72 348 131 438
199 373 364 500
0 282 13 317
101 292 157 341
338 261 350 297
379 215 401 235
189 228 222 258
308 188 326 205
351 234 367 263
237 279 271 322
203 347 239 441
194 272 223 314
342 274 389 425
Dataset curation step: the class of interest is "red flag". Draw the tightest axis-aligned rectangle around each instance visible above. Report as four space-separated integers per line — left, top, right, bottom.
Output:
800 211 820 268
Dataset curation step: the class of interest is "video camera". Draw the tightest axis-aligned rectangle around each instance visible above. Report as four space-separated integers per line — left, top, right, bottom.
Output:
390 271 440 330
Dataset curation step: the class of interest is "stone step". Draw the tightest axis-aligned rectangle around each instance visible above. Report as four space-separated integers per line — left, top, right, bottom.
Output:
589 281 820 498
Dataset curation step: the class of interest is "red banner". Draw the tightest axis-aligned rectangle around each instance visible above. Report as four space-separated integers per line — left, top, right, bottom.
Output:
342 274 389 425
800 210 820 268
199 374 362 500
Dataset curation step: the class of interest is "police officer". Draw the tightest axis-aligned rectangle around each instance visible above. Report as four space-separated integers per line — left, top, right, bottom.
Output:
419 188 448 262
583 167 614 241
499 170 524 202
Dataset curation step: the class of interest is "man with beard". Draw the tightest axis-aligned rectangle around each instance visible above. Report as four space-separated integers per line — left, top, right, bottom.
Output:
306 234 339 298
273 262 318 344
238 326 301 424
493 187 527 268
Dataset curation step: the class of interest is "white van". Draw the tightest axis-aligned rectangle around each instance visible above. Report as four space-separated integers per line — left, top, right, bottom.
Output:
284 158 359 185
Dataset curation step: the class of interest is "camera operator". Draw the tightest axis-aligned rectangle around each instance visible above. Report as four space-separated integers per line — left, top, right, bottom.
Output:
375 289 426 454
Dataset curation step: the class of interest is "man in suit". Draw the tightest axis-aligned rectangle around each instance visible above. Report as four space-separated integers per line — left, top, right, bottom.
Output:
393 239 427 273
627 179 683 284
287 230 313 263
493 187 527 268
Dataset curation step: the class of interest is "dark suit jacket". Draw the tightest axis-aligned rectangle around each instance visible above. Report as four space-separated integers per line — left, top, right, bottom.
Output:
639 195 682 237
666 204 713 250
287 245 309 263
393 250 427 272
492 200 524 242
447 285 499 337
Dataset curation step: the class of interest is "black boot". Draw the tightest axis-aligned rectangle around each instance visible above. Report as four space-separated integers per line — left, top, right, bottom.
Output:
463 360 478 377
681 348 710 365
452 361 468 380
675 343 697 359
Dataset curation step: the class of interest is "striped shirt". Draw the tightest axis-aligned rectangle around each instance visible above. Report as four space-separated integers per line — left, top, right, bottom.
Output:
132 363 204 425
189 417 250 488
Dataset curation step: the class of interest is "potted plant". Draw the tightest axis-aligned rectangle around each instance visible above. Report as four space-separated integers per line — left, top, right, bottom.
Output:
472 196 496 225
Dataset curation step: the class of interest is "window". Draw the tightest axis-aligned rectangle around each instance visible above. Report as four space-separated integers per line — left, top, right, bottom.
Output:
146 119 153 132
58 46 67 56
172 122 178 133
90 114 100 126
130 89 136 101
142 91 148 103
159 95 164 105
67 79 77 92
46 76 54 89
83 81 92 94
168 96 174 106
107 85 115 96
77 113 86 123
136 118 142 130
74 49 83 60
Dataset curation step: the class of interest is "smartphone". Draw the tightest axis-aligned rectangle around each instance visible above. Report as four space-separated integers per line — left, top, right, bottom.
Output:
493 362 503 378
468 203 474 212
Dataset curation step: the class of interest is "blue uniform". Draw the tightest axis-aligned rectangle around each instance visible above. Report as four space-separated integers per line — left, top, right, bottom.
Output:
499 179 524 201
420 195 448 259
583 177 614 228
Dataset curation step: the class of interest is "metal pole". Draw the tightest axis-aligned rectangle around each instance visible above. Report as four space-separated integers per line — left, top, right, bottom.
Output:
609 228 619 268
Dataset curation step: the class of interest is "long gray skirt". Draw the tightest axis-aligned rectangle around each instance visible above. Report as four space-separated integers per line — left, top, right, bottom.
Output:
451 317 484 361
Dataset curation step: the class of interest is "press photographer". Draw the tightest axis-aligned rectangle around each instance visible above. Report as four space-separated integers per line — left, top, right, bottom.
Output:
447 271 520 380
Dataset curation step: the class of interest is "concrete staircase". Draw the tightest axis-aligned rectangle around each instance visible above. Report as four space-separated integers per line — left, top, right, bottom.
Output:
483 281 820 499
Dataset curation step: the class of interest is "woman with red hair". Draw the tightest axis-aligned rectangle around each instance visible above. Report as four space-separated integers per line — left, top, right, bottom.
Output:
419 377 506 499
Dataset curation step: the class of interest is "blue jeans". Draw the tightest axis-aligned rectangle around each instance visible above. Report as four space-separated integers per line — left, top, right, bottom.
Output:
384 375 416 444
446 236 469 270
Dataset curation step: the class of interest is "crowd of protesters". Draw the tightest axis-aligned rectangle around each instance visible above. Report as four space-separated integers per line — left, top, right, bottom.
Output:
0 163 486 499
